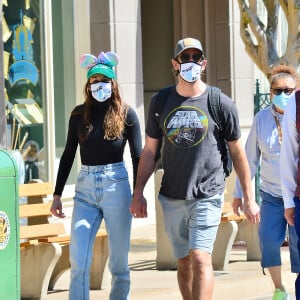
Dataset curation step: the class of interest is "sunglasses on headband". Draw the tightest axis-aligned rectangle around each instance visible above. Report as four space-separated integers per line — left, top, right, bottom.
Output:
271 88 295 95
179 52 203 63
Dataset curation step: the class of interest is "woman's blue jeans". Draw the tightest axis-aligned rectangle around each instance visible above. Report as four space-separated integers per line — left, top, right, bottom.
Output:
69 162 132 300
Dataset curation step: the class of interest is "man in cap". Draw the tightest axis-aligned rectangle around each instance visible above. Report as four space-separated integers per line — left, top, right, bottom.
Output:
131 37 260 299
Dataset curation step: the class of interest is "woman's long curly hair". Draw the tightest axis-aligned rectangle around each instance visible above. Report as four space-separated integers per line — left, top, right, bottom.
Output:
81 78 128 141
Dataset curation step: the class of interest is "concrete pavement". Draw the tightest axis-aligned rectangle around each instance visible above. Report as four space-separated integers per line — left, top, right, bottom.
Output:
47 223 297 300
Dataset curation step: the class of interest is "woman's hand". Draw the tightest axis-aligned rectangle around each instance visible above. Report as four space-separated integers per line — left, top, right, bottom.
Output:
50 195 66 218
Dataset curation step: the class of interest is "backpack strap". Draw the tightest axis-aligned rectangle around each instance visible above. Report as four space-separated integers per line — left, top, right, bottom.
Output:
207 86 222 131
207 85 232 177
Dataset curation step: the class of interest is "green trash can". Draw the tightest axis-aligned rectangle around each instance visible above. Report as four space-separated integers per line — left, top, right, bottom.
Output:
0 149 20 299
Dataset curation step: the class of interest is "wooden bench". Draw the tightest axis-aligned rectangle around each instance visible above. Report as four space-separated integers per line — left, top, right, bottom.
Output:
19 182 109 299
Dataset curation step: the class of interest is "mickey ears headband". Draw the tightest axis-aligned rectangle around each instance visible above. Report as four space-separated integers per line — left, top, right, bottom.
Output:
80 51 118 69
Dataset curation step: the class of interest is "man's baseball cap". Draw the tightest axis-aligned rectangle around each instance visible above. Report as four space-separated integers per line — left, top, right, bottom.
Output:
174 37 204 58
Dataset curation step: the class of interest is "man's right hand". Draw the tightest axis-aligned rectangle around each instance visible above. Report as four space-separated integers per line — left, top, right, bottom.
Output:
130 194 148 218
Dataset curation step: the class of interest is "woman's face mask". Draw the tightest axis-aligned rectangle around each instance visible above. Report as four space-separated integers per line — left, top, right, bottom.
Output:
90 82 112 102
272 91 293 111
179 62 202 83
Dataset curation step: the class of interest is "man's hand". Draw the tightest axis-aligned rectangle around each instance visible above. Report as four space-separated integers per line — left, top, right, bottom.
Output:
285 207 295 226
50 195 66 218
130 194 148 218
232 197 260 223
243 201 260 224
228 139 260 224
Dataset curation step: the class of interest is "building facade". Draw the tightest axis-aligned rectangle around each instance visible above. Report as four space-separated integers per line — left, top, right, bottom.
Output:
1 0 257 205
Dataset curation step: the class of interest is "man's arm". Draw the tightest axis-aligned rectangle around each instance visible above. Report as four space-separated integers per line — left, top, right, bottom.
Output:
228 138 260 224
130 136 161 218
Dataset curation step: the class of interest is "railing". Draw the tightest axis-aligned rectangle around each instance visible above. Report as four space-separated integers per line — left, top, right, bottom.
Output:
253 79 271 204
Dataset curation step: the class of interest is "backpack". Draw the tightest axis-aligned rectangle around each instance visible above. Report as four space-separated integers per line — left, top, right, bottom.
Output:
154 85 233 177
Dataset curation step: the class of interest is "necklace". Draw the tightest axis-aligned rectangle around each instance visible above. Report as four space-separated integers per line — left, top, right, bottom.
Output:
274 115 282 145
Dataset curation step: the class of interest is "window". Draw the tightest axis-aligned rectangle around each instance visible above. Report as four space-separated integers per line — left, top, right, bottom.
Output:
3 0 47 183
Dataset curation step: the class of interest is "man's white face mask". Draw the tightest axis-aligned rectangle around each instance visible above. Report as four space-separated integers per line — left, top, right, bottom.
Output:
179 62 202 83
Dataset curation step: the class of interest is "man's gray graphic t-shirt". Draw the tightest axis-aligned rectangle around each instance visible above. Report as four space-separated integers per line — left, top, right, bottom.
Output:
146 85 240 200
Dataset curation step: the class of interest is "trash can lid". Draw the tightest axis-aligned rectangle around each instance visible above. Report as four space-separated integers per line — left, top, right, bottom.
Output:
0 149 18 177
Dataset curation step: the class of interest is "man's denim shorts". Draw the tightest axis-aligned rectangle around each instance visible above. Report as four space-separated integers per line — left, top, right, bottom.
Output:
158 193 223 258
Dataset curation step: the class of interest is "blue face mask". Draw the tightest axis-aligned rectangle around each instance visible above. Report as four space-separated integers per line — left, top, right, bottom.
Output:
91 82 112 102
272 92 292 111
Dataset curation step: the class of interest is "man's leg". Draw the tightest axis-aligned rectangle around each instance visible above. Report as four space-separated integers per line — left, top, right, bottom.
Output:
186 195 223 300
158 193 222 300
177 251 214 300
190 249 214 300
177 255 193 300
158 194 191 298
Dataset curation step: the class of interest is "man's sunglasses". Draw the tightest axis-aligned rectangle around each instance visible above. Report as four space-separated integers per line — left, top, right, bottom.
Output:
179 52 203 63
271 88 295 95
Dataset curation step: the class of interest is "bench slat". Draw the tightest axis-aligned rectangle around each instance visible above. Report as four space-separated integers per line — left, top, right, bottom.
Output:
221 202 246 221
38 229 107 244
221 213 246 221
20 223 66 240
19 202 52 218
39 236 70 243
19 182 53 197
20 240 39 248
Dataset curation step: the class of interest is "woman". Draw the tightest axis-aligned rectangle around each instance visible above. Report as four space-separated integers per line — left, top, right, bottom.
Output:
50 51 142 300
233 65 300 300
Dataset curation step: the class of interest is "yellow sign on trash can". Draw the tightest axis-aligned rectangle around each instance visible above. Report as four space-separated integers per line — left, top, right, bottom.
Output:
0 149 20 299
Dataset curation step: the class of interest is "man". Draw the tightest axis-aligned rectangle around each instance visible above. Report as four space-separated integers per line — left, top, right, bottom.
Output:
280 89 300 299
130 37 260 300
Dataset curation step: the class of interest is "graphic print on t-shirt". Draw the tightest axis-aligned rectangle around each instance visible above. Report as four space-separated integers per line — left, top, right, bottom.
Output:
164 106 208 148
